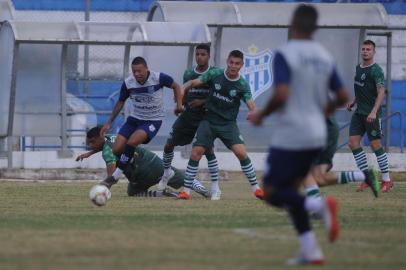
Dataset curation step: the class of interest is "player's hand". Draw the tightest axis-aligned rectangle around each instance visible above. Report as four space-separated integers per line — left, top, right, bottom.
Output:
76 152 91 161
100 123 111 137
174 105 184 116
346 102 355 112
188 99 205 108
248 110 263 126
367 111 377 123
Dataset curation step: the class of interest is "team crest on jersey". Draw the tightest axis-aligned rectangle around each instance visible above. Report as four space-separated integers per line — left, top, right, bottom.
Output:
361 73 366 80
242 45 273 100
214 83 221 91
229 90 237 97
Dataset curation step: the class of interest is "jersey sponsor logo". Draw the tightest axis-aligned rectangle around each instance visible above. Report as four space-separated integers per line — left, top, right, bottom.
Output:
214 83 221 91
131 96 154 103
213 92 233 103
242 45 273 100
355 81 365 87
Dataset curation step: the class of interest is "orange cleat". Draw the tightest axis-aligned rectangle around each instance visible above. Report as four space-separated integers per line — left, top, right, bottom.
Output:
177 191 191 200
356 181 369 192
254 188 264 200
381 180 394 193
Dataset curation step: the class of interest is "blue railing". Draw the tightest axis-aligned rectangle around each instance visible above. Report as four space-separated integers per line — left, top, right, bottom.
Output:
337 111 404 153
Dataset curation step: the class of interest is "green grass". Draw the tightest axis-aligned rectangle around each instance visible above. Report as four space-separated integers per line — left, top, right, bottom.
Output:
0 173 405 270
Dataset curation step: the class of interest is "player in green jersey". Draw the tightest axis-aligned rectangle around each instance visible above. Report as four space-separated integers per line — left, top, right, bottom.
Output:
76 126 209 198
176 50 263 200
347 40 393 193
157 44 219 198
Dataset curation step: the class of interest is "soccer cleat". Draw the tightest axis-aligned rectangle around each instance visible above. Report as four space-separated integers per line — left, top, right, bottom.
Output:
323 196 339 243
211 189 222 201
162 188 178 198
364 169 379 198
356 181 370 192
254 188 264 200
286 250 324 266
177 191 191 200
99 176 118 189
157 169 175 191
381 180 394 193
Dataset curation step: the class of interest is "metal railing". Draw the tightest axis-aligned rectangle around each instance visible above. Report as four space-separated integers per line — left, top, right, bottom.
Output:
337 111 404 153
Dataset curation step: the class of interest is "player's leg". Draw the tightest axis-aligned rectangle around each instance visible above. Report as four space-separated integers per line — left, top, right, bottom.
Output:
166 167 209 198
178 120 216 200
367 118 393 192
159 113 198 190
220 122 262 199
204 148 219 197
263 148 333 265
349 113 370 191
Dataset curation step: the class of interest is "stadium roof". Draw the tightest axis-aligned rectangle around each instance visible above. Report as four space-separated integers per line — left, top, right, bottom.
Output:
148 1 390 29
0 0 14 21
0 20 211 45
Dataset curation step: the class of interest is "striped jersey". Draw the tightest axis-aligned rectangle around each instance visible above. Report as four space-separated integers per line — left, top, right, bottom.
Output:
270 40 343 150
119 71 174 121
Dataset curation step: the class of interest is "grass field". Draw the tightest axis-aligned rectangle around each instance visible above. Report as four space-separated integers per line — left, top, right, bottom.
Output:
0 173 405 270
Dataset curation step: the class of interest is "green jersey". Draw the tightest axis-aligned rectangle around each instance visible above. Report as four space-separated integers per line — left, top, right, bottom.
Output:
354 63 385 116
183 66 216 113
199 67 252 124
101 138 163 185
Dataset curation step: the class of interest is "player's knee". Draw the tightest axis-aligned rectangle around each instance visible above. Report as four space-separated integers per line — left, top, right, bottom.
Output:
113 145 122 156
191 147 205 160
348 138 360 150
164 144 175 153
370 140 382 150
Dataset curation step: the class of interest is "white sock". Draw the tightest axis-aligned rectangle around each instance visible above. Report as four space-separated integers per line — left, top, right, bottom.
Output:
183 187 191 195
382 172 390 182
112 168 123 180
299 231 323 260
211 181 219 193
251 184 260 192
163 168 173 178
304 196 324 215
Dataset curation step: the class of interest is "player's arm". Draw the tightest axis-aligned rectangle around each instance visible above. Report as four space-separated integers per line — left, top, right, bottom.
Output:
100 82 127 136
249 52 290 126
75 149 100 161
367 67 386 123
182 79 204 99
368 84 385 123
106 162 116 177
160 73 183 115
326 66 349 115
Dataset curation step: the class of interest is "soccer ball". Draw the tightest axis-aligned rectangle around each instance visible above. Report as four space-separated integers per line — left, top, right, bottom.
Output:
89 185 111 206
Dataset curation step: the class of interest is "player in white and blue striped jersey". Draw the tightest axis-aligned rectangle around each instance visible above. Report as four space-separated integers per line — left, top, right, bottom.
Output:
250 4 348 266
100 56 183 188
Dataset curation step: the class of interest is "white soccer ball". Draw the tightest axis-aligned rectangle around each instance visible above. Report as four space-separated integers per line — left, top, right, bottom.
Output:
89 185 111 206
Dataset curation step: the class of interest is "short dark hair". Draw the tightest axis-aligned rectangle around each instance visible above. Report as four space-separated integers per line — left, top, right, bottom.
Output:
363 40 376 48
228 50 244 60
291 4 318 35
131 56 147 66
86 126 102 139
196 44 210 55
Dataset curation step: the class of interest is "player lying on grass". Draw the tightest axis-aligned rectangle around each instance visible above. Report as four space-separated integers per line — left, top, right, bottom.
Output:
76 126 209 198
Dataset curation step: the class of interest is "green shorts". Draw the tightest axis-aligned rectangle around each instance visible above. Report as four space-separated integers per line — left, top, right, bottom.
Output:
315 117 339 166
193 120 244 149
349 112 382 141
166 111 203 147
127 167 184 196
